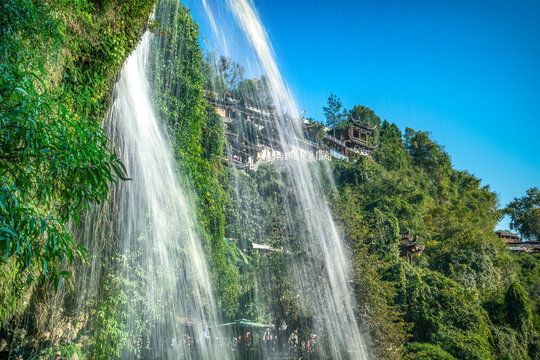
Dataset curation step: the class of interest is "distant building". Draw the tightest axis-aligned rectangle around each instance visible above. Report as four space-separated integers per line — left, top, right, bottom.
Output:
204 92 379 170
399 230 424 265
496 231 520 243
496 231 540 253
506 241 540 253
323 118 378 158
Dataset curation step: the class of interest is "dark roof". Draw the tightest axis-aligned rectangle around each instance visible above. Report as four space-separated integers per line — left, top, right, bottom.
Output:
351 117 377 131
496 231 519 237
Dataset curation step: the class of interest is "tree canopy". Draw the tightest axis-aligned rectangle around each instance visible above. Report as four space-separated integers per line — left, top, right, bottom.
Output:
506 187 540 241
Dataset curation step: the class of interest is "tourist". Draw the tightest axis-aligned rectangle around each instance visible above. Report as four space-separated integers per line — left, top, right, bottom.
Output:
267 335 273 352
54 352 61 360
290 335 296 350
17 355 23 360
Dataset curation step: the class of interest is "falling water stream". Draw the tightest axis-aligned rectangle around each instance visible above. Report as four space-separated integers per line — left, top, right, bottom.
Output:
86 8 230 357
76 0 370 358
200 0 371 358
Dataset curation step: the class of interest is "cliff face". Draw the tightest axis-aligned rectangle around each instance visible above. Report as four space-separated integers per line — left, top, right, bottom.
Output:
1 1 235 357
0 0 156 356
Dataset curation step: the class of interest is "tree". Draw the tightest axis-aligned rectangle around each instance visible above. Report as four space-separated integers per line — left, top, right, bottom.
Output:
505 283 534 343
323 94 347 138
235 76 272 106
202 53 245 95
305 118 326 145
349 105 381 127
505 187 540 241
218 56 245 92
374 120 409 171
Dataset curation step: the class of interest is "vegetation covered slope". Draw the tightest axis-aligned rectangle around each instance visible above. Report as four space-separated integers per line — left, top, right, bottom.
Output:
1 0 244 357
201 53 540 359
0 0 155 355
330 119 540 359
1 1 539 359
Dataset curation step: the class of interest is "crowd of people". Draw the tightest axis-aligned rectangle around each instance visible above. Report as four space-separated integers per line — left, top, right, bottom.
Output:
15 321 317 359
230 321 318 356
231 332 254 350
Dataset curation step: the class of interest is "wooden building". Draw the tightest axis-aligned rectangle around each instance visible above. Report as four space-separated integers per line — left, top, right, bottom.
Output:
323 118 378 157
494 231 540 253
495 231 520 243
399 230 424 265
204 92 379 169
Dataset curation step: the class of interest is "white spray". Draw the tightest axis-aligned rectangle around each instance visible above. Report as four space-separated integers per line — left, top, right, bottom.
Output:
102 31 228 359
202 0 371 358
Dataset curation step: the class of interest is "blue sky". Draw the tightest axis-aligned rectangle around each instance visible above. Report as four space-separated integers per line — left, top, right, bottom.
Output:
187 0 540 230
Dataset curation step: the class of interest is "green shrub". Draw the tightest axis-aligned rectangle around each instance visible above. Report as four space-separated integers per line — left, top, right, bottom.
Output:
404 342 456 360
42 344 85 359
491 326 528 360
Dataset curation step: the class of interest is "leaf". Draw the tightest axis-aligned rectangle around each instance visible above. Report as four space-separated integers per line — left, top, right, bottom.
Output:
15 87 28 96
41 218 46 235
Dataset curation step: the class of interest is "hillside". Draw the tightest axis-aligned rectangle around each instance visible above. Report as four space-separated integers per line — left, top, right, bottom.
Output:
0 1 538 359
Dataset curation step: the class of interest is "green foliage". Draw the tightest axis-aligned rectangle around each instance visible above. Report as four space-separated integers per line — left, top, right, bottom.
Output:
88 252 153 360
505 187 540 241
0 261 33 326
329 121 539 359
0 64 127 284
323 94 347 135
404 342 457 360
349 104 381 127
374 120 409 171
505 283 535 343
396 268 494 359
0 0 61 68
0 0 155 279
235 76 272 106
331 191 411 359
3 1 536 359
229 118 260 158
404 128 451 185
0 0 155 345
305 118 326 145
203 53 245 94
491 326 529 360
90 277 130 360
149 1 242 317
224 169 267 247
42 344 86 360
512 253 540 332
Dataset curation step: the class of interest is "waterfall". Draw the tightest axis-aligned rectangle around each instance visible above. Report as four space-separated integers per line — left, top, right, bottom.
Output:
200 1 371 358
78 24 230 360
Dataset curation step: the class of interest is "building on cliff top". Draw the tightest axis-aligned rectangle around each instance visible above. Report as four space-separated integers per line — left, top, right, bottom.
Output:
496 231 520 243
204 92 378 170
496 231 540 253
323 118 378 158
